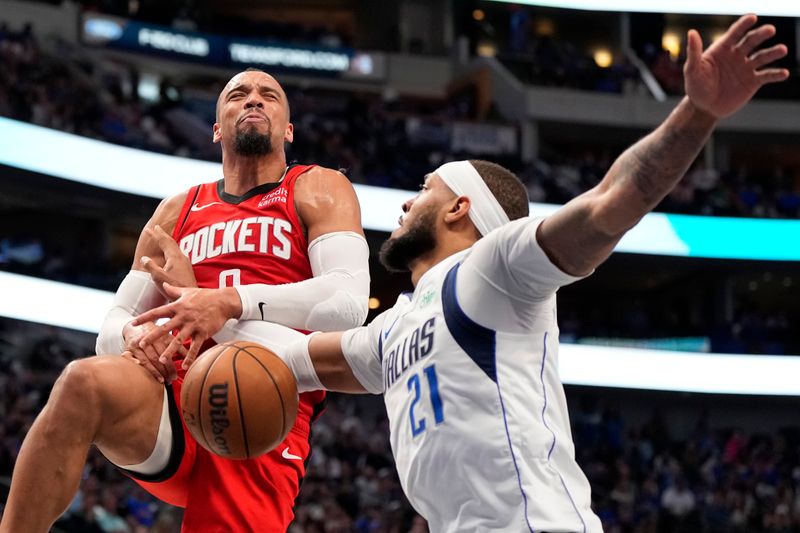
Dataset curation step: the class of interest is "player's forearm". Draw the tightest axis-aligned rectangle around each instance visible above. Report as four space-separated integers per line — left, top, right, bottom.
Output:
96 271 165 354
280 332 368 394
309 332 369 393
236 231 370 330
597 96 716 233
235 270 369 331
539 97 717 276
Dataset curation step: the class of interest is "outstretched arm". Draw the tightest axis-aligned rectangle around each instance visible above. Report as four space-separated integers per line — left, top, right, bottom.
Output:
282 308 390 394
539 15 788 276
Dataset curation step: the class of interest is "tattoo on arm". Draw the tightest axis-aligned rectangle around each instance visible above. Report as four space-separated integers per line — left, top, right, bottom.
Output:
616 98 716 209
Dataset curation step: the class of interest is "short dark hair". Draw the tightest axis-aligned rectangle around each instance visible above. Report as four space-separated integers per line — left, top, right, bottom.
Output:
469 160 529 220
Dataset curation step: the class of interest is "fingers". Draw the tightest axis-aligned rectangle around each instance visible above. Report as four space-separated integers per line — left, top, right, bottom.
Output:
153 225 182 257
141 255 167 278
152 344 178 383
143 343 172 382
159 335 186 364
736 24 776 55
755 68 791 85
136 318 178 347
133 303 176 327
749 44 788 69
719 14 758 48
182 339 203 371
685 29 703 72
162 282 183 300
123 350 166 383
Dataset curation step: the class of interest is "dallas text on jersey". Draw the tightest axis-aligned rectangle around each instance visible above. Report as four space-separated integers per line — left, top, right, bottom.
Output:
384 317 436 390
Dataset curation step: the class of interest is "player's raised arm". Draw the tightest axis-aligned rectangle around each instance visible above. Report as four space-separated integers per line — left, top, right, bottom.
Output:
294 307 387 394
538 14 788 277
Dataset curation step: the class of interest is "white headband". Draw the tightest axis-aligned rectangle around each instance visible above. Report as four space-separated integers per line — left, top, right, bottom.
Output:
435 160 510 236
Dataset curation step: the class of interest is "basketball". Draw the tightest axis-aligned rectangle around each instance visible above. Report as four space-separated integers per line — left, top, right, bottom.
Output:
180 341 299 460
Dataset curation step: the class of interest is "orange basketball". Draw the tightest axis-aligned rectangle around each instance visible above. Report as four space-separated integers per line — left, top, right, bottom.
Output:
180 341 298 459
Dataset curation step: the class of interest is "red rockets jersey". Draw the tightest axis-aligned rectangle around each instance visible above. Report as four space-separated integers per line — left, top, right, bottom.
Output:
173 164 314 291
171 163 325 427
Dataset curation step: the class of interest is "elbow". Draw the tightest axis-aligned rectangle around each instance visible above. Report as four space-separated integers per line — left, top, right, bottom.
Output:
588 187 647 238
305 291 369 331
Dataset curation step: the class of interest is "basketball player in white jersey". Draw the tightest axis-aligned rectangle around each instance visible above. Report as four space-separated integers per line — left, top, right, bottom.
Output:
136 15 787 532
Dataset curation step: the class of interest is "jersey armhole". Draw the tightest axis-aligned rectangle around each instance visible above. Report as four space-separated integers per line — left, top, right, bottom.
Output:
284 164 316 249
173 185 201 239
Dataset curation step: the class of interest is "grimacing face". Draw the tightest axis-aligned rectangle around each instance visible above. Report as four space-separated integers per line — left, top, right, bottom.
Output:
212 71 294 155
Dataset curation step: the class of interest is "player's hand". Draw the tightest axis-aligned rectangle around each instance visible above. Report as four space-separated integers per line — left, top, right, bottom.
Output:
140 225 198 295
121 321 179 384
684 14 789 119
132 284 242 369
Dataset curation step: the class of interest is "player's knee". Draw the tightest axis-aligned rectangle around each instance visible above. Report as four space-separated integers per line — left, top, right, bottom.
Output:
53 358 105 413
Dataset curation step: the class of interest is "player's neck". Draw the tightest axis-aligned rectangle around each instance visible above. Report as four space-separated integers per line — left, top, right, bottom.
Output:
409 234 477 287
222 153 287 196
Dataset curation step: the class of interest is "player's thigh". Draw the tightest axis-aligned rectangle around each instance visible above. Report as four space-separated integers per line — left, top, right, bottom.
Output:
57 355 166 465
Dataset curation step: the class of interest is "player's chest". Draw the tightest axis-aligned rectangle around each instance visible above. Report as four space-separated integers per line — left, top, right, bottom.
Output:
381 285 445 391
177 214 298 266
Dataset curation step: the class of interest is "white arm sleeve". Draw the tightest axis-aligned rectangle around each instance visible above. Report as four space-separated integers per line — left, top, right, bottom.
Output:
455 217 586 333
96 270 166 355
217 311 387 394
235 231 370 331
212 319 324 392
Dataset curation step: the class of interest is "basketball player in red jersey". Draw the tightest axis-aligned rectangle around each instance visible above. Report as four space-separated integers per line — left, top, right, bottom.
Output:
0 69 371 533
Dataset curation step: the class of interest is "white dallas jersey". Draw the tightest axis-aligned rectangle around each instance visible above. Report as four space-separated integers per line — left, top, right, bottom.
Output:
342 217 603 533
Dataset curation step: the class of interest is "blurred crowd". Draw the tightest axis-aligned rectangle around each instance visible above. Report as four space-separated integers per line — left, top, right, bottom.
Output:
499 35 640 94
2 25 799 221
574 400 800 533
2 319 800 532
3 6 800 533
527 150 800 220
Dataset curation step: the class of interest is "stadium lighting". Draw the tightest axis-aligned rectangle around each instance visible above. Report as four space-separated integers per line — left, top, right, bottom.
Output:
2 117 799 261
2 271 799 396
482 0 800 17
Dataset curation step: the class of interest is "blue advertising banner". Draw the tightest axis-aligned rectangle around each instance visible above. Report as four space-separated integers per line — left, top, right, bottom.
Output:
80 13 382 79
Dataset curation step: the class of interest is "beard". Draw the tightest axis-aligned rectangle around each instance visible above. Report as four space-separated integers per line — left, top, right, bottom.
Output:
379 209 437 273
233 127 273 156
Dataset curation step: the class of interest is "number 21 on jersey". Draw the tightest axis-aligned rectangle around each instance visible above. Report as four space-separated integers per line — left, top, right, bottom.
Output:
408 365 444 437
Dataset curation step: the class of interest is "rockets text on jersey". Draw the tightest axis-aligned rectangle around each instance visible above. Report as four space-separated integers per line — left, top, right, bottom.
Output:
178 215 293 265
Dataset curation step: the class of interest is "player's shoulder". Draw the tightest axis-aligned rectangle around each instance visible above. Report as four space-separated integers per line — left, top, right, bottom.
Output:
294 164 357 203
156 190 190 216
295 164 350 185
468 216 535 250
147 189 194 233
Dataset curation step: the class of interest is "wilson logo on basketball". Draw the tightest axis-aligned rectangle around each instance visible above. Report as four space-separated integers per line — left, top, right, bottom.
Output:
208 383 232 455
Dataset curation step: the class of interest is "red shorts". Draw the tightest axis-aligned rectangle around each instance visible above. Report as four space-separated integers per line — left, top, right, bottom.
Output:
125 378 324 533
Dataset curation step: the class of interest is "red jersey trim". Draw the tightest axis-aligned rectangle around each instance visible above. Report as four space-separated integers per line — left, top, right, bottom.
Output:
172 185 201 240
282 164 316 253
